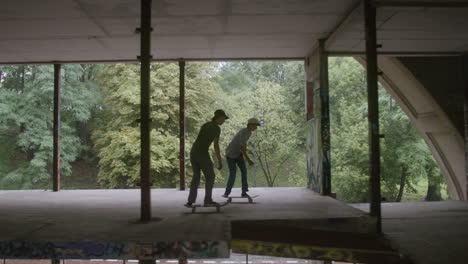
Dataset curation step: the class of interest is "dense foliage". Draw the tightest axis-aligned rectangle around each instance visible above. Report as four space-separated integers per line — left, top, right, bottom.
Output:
329 58 444 202
0 59 446 202
0 65 100 189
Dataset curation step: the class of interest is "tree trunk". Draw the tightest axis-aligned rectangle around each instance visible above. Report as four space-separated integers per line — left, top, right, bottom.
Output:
396 166 407 202
426 172 443 201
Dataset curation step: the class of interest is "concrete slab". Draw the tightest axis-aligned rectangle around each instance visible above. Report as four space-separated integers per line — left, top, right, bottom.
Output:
0 188 368 260
0 0 355 63
353 201 468 264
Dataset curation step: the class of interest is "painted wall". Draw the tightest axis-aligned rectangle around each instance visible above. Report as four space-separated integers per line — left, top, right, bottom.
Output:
0 241 229 260
305 50 323 194
305 44 331 195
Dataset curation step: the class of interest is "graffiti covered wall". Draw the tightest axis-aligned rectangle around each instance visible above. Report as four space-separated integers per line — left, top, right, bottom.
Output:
0 241 229 260
231 240 401 264
306 89 322 193
305 41 331 195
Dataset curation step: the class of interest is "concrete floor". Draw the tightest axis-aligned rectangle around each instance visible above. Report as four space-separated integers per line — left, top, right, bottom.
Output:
353 201 468 264
0 187 368 259
3 188 467 263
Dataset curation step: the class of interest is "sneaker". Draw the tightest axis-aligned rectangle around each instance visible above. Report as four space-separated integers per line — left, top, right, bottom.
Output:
204 201 220 206
222 194 229 198
241 193 249 198
184 202 193 208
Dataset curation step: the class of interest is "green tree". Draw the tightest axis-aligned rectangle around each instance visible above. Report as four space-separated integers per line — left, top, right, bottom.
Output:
92 62 220 188
0 65 100 189
216 61 306 187
329 57 445 202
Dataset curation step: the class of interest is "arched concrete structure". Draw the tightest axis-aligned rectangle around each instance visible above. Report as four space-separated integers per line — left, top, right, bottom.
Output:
356 56 466 200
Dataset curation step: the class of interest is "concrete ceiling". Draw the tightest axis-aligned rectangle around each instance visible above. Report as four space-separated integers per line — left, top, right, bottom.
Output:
326 1 468 54
1 0 467 63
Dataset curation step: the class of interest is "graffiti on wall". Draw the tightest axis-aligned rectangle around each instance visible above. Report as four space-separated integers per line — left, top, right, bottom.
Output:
305 55 332 194
0 240 229 259
306 118 322 193
306 79 323 194
231 240 401 264
129 241 229 259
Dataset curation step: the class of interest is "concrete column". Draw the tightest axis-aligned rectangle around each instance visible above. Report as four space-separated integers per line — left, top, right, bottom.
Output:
304 39 331 195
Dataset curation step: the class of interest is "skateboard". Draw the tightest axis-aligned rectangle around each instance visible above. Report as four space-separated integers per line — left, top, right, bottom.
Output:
186 202 229 213
226 194 259 203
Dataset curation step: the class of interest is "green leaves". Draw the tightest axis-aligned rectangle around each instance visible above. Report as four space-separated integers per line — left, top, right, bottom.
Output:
92 63 220 188
216 62 306 187
0 64 100 189
329 58 444 202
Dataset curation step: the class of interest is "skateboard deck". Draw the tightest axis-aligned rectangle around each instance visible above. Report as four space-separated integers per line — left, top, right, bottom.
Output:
186 202 229 213
226 194 259 203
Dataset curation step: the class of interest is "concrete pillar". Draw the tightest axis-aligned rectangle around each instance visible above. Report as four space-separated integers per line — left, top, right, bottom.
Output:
304 39 331 195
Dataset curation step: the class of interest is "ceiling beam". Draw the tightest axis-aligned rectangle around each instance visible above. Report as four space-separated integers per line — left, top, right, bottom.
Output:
327 51 465 56
0 57 305 65
324 0 362 51
375 1 468 8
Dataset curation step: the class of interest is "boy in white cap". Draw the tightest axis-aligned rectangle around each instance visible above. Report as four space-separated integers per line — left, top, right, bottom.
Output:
223 118 261 197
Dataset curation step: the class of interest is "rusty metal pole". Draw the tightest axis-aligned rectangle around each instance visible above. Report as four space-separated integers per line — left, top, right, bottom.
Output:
463 54 468 200
53 64 61 192
140 0 152 222
139 260 155 264
364 0 382 233
319 39 331 195
179 60 186 190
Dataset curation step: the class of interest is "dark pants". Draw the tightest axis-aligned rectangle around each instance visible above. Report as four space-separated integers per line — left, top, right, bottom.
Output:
188 154 215 203
224 154 249 195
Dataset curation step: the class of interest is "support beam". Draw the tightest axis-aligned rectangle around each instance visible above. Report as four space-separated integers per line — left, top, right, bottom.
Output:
139 260 155 264
324 0 362 51
375 1 468 8
327 51 463 57
53 64 61 192
305 40 332 195
179 60 186 191
319 39 331 195
0 57 304 66
464 54 468 200
364 0 382 233
51 259 60 264
139 0 152 222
